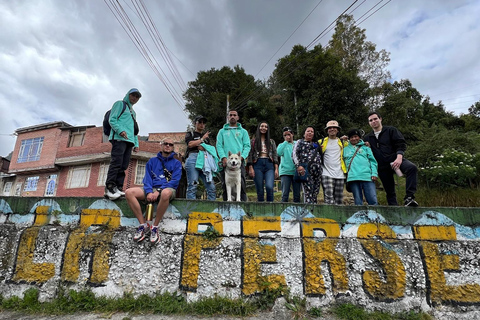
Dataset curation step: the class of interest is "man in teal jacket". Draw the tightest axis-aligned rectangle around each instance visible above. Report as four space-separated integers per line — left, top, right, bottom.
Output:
216 110 251 201
105 88 141 200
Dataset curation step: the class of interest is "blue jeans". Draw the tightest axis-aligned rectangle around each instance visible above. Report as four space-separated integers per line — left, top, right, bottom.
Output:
280 175 301 203
185 152 216 200
253 158 275 202
349 181 378 205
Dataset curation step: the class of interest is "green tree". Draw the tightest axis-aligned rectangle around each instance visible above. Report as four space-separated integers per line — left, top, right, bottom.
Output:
183 66 270 141
328 14 391 109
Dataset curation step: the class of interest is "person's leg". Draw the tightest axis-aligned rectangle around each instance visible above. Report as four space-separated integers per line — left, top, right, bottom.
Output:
125 187 147 224
292 179 302 203
280 175 291 202
378 167 398 205
105 140 127 190
333 178 345 205
264 161 275 202
240 163 248 202
400 159 418 199
362 181 378 205
310 174 321 204
116 142 133 190
349 182 364 205
220 168 228 201
322 176 335 204
185 154 200 200
151 188 176 244
253 160 266 201
197 170 217 201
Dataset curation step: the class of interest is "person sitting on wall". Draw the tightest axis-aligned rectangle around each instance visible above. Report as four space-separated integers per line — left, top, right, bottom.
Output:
125 138 182 244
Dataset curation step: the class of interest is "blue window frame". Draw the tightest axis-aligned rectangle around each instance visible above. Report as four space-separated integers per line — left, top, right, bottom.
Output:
17 137 44 163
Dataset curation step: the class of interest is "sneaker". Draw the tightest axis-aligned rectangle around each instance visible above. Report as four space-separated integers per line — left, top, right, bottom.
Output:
133 224 150 242
150 226 160 244
404 197 419 207
115 186 126 197
105 185 121 200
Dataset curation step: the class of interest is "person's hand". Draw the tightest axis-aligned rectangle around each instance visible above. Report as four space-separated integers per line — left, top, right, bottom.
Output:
372 176 377 181
120 131 128 139
147 191 159 202
297 166 306 176
364 141 370 147
198 145 205 151
274 169 279 179
340 135 348 141
249 167 255 178
391 158 402 170
222 157 227 167
133 147 139 153
202 131 210 141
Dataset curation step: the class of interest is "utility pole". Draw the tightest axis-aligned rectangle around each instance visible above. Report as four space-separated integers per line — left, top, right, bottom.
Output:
226 95 230 116
294 91 298 135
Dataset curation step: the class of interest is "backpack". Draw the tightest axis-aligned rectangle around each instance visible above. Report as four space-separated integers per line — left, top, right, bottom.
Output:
103 101 127 136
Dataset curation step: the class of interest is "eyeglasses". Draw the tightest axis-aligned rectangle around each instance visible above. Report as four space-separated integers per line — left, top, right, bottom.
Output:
163 142 174 147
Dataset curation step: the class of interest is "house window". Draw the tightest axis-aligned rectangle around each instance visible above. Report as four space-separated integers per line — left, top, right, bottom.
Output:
24 176 39 191
14 183 22 196
97 162 109 186
135 160 146 185
68 131 85 147
66 165 91 188
2 182 12 195
45 174 57 196
17 137 44 163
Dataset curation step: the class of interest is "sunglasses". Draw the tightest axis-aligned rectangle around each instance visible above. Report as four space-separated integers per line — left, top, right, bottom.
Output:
130 93 141 98
163 142 174 147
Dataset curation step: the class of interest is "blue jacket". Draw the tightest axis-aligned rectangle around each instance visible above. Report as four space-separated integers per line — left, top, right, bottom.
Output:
343 140 378 182
143 152 182 193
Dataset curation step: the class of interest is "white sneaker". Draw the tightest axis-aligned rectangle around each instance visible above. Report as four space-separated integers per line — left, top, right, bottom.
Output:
115 187 125 197
105 186 121 200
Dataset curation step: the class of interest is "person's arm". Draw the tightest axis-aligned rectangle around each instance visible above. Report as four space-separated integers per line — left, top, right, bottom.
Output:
216 129 226 160
164 160 183 190
241 129 251 161
271 139 279 165
142 159 154 194
277 141 286 157
367 147 378 180
391 127 406 169
292 140 300 166
108 101 125 137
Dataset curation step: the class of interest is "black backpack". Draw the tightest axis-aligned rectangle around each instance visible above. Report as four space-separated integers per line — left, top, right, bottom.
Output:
103 101 127 136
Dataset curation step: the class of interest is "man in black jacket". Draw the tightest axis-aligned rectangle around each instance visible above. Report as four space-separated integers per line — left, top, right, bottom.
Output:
363 112 419 206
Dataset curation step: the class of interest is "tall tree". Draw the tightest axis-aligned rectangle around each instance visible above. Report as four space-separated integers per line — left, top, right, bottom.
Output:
328 14 391 109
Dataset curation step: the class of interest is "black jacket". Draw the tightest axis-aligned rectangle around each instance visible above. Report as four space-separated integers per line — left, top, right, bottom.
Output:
363 126 406 168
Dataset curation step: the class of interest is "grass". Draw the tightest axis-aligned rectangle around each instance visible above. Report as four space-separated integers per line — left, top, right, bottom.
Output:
0 289 433 319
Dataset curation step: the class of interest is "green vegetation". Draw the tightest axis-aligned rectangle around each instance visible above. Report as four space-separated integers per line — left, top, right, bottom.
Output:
201 225 221 240
0 289 433 319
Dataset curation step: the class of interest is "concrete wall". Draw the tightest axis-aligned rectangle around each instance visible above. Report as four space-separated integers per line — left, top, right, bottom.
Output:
0 196 480 317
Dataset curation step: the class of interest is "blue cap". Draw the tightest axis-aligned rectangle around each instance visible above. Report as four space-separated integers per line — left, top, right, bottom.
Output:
128 88 142 97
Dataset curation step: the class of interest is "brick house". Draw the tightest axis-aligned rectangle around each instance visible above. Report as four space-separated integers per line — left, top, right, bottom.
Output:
3 121 187 197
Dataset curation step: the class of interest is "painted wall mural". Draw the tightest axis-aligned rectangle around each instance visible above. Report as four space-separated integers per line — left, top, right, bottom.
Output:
1 197 480 313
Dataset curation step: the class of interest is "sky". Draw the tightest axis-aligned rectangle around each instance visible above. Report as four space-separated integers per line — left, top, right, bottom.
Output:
1 0 479 157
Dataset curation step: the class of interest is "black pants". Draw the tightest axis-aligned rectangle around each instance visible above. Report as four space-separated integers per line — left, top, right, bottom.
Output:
106 140 133 189
378 159 418 206
220 164 247 201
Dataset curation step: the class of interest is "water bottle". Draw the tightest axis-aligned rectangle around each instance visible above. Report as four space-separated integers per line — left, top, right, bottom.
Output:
145 203 153 221
390 162 403 177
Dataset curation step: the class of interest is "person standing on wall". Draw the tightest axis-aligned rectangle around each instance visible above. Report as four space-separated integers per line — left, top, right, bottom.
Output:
247 121 279 202
105 88 141 200
319 120 347 205
125 138 182 244
363 112 419 206
216 110 251 201
184 115 217 200
277 127 301 203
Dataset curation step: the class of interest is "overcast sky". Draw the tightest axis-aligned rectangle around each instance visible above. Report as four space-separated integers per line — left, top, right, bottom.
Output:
1 0 479 157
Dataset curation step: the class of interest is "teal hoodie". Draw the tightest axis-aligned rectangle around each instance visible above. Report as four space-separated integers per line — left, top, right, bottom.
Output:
277 140 296 176
108 91 139 147
216 123 251 161
343 140 378 182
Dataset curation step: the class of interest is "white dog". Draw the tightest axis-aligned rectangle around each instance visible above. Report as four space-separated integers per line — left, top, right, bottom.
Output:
225 151 242 201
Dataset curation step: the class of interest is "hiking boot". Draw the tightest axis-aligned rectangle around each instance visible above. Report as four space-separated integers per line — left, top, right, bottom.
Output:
115 186 126 197
150 226 160 244
105 185 121 200
404 197 419 207
133 224 150 242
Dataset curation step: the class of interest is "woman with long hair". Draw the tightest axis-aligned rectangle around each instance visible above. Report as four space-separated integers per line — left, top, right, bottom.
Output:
247 122 279 201
293 126 322 204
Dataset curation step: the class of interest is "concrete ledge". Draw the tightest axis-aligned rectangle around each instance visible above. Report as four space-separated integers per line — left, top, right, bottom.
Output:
1 196 480 317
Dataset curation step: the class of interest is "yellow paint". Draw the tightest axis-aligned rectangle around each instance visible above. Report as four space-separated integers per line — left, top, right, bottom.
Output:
13 227 55 283
242 217 286 295
61 208 120 284
301 218 348 295
414 225 480 304
180 212 223 291
358 223 406 300
34 205 51 226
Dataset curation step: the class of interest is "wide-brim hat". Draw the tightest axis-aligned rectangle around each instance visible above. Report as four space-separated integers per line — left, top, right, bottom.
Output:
324 120 341 131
